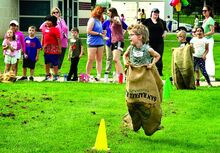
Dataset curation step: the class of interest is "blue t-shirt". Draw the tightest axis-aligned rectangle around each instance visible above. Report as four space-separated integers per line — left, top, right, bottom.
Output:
25 36 42 62
102 19 128 47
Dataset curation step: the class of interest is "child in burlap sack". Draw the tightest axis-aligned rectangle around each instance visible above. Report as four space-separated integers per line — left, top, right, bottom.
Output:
123 24 163 136
172 30 195 89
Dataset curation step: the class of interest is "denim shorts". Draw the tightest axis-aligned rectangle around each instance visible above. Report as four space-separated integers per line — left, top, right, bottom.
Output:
44 54 59 66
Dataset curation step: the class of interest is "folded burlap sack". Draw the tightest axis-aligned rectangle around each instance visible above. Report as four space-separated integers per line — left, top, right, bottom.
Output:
0 71 16 83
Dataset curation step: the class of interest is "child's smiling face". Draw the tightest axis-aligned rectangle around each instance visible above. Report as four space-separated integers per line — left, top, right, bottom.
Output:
195 28 204 38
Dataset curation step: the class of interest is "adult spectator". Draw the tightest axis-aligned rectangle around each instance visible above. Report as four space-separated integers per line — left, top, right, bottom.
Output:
202 5 215 81
102 10 128 74
86 6 105 81
142 8 168 76
166 15 172 32
194 15 199 28
40 7 68 73
141 9 146 23
107 7 125 77
137 8 142 23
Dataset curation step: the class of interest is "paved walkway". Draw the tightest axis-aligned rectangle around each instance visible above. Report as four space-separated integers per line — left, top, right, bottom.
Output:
16 76 220 87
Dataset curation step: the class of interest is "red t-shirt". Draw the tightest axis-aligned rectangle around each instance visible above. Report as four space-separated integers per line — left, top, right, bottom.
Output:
42 27 61 54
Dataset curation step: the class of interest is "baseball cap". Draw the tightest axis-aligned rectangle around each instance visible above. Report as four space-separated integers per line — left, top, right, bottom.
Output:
152 8 160 13
9 20 19 26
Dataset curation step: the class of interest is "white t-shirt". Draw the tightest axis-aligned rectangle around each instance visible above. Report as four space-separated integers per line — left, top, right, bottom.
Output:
190 37 209 58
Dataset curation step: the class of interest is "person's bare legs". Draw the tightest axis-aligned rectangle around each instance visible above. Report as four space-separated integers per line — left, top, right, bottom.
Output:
22 67 27 77
53 66 59 75
14 59 19 75
86 47 97 75
113 49 123 74
11 64 16 75
30 69 34 77
45 64 50 75
5 64 10 73
95 46 104 77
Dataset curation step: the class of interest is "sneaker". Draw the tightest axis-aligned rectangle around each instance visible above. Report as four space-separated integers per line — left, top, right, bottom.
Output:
94 77 100 81
85 74 90 82
53 75 59 81
43 75 51 81
71 77 78 81
48 73 52 79
29 76 34 81
95 74 101 81
209 76 215 82
18 76 28 81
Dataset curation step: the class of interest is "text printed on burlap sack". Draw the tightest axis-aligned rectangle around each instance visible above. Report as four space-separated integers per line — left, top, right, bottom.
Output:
126 90 157 102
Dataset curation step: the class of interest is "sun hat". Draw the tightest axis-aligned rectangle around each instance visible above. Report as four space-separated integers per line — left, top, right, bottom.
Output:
9 20 19 26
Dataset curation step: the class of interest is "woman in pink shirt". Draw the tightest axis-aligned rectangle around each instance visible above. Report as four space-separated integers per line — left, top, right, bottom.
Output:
108 7 125 79
40 7 68 72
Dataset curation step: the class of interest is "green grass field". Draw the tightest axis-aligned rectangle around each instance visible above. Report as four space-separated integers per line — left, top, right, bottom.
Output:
0 34 220 153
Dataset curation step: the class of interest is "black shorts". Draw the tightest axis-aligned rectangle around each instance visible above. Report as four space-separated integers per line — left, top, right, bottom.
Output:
23 58 36 69
88 44 104 48
111 42 124 51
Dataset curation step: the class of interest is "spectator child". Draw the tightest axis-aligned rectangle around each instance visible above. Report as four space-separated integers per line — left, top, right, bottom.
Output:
2 29 17 74
42 15 62 81
190 27 212 87
67 28 83 81
177 30 188 47
18 26 42 81
172 30 195 89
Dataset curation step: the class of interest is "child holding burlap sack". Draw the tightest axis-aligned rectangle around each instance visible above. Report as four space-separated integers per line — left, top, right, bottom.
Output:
123 24 163 136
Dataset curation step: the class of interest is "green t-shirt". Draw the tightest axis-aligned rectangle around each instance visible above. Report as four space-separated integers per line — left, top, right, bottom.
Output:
202 17 215 39
69 37 82 58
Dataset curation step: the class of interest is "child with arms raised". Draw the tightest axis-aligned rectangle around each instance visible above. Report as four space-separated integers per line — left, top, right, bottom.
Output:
123 24 163 136
190 27 212 87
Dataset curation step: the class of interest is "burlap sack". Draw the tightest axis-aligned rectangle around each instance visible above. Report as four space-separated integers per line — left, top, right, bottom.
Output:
0 71 16 83
125 64 163 136
172 44 195 89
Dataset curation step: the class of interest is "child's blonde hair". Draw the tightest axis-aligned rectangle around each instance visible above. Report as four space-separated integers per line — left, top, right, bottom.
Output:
127 24 149 43
177 30 186 38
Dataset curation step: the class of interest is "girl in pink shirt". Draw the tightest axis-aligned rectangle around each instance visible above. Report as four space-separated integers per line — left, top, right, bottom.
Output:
2 29 17 74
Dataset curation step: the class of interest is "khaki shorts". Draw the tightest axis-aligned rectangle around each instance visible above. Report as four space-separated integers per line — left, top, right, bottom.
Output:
4 55 17 64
